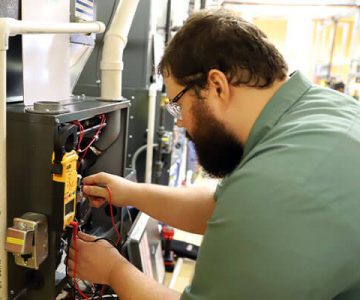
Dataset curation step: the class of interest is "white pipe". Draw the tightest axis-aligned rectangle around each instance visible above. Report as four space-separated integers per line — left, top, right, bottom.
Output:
0 18 105 300
145 83 157 184
0 48 7 300
0 18 105 36
100 0 140 100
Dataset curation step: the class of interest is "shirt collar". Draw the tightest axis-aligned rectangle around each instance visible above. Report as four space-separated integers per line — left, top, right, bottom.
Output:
242 71 312 158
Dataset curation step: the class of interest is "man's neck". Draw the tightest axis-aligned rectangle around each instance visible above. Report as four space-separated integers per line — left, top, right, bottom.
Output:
227 78 288 145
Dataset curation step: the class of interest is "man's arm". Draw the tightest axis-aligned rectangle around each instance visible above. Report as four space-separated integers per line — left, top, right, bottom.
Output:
129 183 215 234
109 256 181 300
82 172 216 234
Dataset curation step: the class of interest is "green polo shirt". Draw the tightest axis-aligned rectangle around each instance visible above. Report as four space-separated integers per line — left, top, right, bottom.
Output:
181 71 360 300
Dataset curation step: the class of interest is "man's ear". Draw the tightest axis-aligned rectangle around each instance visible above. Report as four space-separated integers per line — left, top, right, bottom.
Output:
207 69 231 104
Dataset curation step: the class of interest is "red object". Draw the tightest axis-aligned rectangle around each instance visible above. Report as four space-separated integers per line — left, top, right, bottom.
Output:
162 225 174 240
73 114 106 159
162 225 175 272
105 185 121 246
70 221 90 300
69 184 121 299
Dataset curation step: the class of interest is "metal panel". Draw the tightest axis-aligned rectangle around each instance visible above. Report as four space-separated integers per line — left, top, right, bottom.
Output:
6 98 129 299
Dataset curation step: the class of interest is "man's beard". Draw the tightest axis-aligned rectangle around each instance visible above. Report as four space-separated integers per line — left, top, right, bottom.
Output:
187 102 243 178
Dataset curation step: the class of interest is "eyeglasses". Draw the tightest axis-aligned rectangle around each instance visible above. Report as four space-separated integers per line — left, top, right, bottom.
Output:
166 85 192 120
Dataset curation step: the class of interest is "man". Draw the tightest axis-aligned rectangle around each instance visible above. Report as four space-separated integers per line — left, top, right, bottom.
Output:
67 9 360 299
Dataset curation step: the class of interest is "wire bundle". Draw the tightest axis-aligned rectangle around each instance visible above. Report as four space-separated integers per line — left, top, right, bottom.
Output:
73 114 106 159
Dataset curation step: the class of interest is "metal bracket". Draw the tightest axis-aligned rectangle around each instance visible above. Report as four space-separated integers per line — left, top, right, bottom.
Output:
5 212 48 269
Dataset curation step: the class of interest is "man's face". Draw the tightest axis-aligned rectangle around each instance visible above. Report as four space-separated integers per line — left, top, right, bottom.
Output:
188 98 243 178
164 74 243 178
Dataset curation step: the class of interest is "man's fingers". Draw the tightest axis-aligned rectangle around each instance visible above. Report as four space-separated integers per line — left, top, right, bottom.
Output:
69 239 75 251
67 257 74 272
90 197 106 208
82 185 108 199
68 246 76 258
82 172 109 185
78 231 96 242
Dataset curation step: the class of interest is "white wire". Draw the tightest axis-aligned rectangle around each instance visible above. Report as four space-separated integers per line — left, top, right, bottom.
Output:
126 206 133 225
91 295 118 299
131 143 158 171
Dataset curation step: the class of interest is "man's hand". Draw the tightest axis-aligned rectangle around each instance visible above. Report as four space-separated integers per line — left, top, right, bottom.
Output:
67 231 181 300
67 231 127 285
82 172 138 208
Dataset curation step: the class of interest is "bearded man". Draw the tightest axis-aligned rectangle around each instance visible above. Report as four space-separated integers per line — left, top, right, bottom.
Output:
68 9 360 300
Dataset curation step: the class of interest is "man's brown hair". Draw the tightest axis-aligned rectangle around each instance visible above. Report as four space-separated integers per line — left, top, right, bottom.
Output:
158 9 288 94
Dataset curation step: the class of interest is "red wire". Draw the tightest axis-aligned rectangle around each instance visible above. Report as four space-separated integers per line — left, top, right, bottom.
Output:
96 186 121 299
78 122 84 152
79 114 106 155
70 221 90 300
73 120 84 152
73 115 106 158
105 185 121 246
69 185 120 299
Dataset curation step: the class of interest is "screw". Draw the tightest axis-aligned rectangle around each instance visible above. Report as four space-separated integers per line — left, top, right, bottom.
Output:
18 223 26 230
